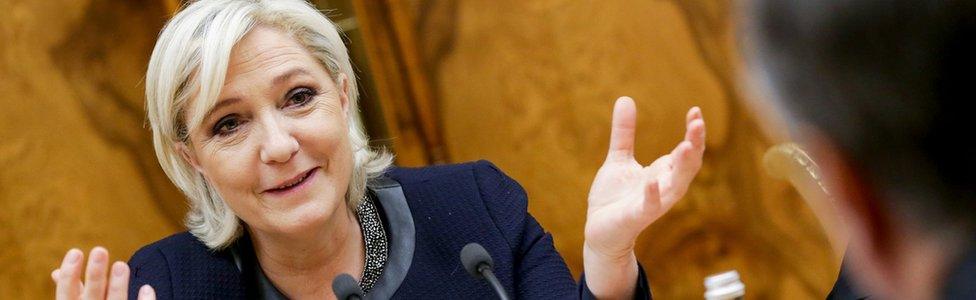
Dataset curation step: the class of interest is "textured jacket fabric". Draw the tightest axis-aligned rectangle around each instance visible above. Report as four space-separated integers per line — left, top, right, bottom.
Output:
127 160 650 299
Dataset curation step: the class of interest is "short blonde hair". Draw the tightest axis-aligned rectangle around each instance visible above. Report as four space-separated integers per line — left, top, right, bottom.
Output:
146 0 392 249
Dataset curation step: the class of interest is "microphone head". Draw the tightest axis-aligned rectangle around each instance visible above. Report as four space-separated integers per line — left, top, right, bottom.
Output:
332 273 364 300
460 243 494 278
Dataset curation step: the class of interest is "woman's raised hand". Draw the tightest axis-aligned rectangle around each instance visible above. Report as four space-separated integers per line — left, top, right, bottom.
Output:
582 97 705 297
51 247 155 300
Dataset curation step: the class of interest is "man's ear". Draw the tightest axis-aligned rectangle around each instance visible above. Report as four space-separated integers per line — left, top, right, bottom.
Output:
175 142 204 174
336 73 350 117
802 126 898 291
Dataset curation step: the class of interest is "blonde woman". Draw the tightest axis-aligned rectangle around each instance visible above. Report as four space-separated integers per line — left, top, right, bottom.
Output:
51 0 706 299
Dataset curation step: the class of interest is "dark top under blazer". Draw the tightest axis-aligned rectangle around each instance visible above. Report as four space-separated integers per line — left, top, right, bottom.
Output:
127 160 651 299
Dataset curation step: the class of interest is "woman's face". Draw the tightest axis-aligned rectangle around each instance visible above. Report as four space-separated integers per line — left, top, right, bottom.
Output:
182 25 353 237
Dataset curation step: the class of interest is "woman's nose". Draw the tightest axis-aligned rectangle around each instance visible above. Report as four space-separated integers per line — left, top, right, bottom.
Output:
258 118 299 164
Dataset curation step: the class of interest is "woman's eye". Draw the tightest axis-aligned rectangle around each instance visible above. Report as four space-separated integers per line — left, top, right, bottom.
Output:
212 116 242 136
286 87 316 107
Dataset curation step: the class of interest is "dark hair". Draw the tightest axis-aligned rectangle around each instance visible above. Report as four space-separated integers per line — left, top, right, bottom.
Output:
744 0 976 231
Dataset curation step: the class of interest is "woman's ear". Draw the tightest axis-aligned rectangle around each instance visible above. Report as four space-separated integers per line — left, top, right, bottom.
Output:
175 142 204 174
336 73 350 117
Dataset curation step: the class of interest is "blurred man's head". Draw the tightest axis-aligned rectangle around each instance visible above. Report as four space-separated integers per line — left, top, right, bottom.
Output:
743 0 976 298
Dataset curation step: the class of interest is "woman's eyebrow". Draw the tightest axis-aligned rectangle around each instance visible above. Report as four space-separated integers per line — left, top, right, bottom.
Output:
200 68 313 124
273 67 312 86
202 98 241 124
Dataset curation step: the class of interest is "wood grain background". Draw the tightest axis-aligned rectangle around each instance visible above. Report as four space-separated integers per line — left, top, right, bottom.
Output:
398 0 839 298
0 0 838 298
0 0 182 298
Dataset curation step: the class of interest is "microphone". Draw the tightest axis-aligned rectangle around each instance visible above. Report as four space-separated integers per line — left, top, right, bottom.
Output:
460 243 511 300
332 273 365 300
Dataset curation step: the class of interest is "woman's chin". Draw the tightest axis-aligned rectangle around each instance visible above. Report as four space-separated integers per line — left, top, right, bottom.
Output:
261 200 345 237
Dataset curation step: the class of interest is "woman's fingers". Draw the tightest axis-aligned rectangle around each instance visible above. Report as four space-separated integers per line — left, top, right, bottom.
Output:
54 248 128 300
137 285 156 300
56 249 84 300
670 141 700 195
641 177 661 213
685 107 706 150
668 107 706 196
106 262 130 300
82 247 111 300
607 97 638 161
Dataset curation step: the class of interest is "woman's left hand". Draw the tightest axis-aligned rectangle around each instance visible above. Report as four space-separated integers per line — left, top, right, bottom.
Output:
583 97 705 297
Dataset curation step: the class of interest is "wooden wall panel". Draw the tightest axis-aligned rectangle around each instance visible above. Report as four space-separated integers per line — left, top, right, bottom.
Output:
0 0 182 298
0 0 840 298
409 0 839 298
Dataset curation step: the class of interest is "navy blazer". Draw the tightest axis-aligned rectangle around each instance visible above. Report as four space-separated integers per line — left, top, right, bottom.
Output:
127 160 650 299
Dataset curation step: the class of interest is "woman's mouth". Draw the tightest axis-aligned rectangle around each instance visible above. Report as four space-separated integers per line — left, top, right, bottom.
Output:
264 167 319 195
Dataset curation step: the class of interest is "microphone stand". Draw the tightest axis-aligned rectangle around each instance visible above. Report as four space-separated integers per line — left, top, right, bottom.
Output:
477 263 511 300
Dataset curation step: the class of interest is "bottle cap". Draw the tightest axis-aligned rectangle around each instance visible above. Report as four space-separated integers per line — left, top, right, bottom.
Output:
704 270 745 300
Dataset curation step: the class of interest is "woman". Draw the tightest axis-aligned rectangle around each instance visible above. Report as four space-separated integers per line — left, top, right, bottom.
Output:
51 0 706 299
